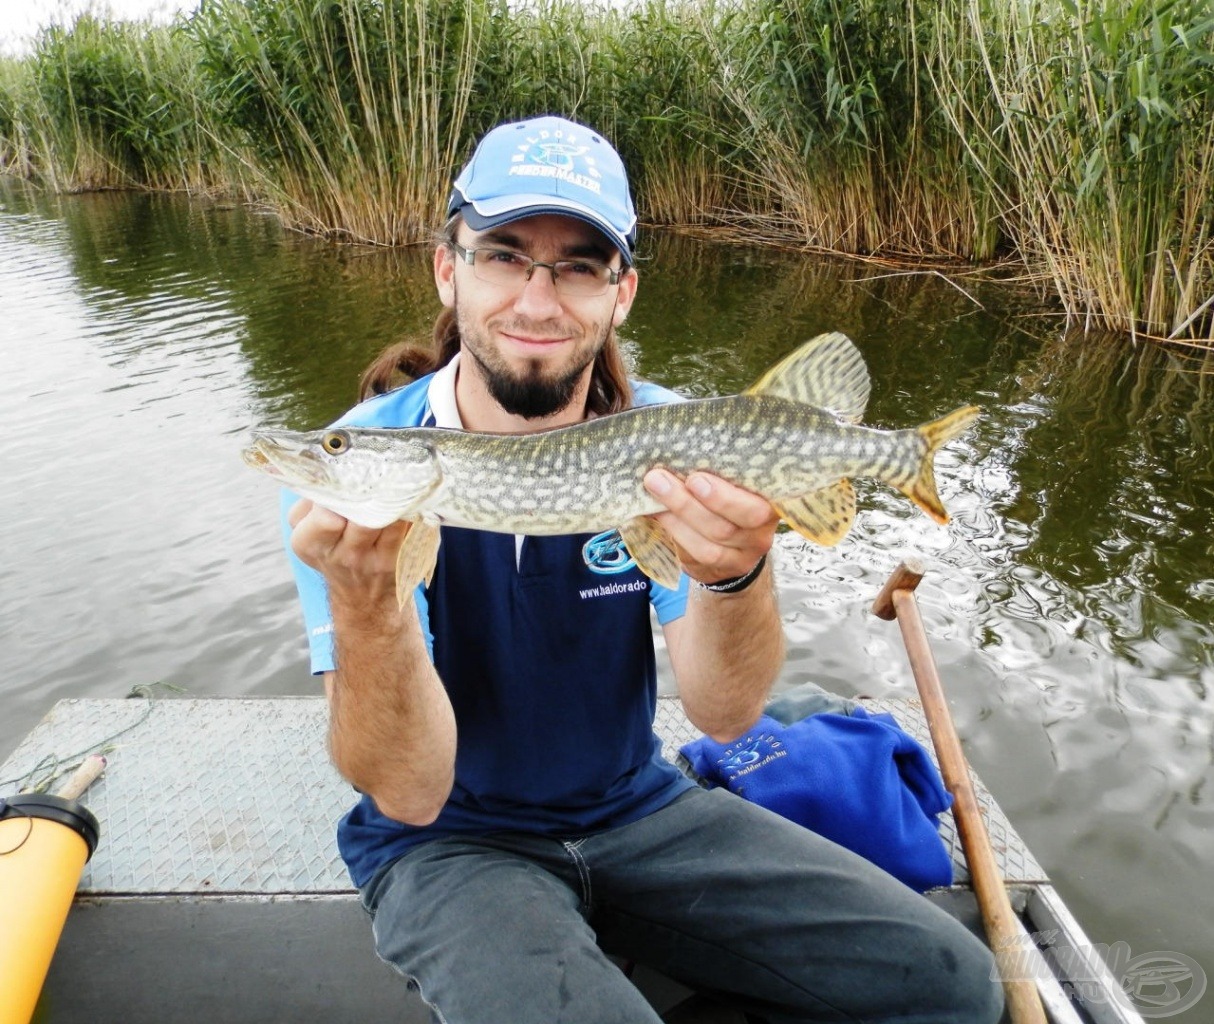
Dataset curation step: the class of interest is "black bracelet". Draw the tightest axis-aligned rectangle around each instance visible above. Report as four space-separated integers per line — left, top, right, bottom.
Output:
695 554 768 594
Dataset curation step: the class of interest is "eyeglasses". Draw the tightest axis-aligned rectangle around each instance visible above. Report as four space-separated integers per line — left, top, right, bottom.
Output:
448 241 623 298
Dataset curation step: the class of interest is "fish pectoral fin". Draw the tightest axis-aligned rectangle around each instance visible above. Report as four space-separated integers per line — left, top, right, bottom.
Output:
394 519 441 608
744 332 870 424
618 517 683 590
773 479 857 546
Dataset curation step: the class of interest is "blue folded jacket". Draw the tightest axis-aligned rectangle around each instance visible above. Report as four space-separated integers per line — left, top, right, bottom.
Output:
679 708 953 892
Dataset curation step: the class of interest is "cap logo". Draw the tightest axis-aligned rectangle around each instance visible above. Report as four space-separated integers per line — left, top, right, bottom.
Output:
509 128 602 195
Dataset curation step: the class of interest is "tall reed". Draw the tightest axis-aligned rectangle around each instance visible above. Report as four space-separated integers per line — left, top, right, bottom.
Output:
189 0 488 244
6 14 216 191
691 0 990 256
924 0 1214 339
590 0 750 227
0 0 1210 342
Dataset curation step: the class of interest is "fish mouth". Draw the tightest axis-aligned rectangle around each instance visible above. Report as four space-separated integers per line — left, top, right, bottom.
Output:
241 445 277 474
243 433 329 486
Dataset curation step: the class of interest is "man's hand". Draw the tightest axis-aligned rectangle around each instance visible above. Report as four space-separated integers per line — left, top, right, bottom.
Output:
287 499 409 609
647 469 784 741
643 469 779 585
288 498 455 823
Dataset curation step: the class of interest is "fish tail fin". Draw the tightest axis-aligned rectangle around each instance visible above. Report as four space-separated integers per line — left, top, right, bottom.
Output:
898 405 982 524
745 332 871 423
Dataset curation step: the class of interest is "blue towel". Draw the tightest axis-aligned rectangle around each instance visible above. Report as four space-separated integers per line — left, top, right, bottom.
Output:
680 708 953 892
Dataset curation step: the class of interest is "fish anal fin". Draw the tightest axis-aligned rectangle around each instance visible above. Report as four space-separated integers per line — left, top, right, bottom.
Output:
745 332 870 424
618 517 683 590
773 479 857 546
394 519 441 608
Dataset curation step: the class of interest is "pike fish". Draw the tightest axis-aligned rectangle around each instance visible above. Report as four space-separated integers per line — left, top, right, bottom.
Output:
244 332 979 600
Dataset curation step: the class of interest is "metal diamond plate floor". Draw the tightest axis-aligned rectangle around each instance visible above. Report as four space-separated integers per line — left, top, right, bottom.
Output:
1 694 1044 896
1 698 350 894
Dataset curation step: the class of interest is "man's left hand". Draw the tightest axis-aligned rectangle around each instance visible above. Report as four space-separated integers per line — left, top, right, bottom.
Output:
643 469 779 586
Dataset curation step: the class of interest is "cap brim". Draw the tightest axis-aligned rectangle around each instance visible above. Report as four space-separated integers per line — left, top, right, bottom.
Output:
456 195 635 266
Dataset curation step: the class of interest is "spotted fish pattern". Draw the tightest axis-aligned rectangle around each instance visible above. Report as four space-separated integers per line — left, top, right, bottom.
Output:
245 332 980 598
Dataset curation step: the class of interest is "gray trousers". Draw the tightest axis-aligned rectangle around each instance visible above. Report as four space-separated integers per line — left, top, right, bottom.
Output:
360 787 1004 1024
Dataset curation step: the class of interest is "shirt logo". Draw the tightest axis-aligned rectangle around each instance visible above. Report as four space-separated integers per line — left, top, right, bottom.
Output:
582 529 635 575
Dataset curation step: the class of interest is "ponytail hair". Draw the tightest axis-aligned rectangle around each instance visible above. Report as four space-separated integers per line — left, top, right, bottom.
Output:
358 308 460 401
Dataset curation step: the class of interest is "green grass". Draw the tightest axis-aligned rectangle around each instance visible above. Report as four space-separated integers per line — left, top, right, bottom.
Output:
0 0 1210 343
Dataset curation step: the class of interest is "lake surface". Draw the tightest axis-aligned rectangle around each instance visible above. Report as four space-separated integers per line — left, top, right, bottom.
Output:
2 181 1211 1020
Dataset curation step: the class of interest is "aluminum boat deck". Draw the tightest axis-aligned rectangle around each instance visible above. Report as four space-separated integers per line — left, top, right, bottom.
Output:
0 696 1142 1023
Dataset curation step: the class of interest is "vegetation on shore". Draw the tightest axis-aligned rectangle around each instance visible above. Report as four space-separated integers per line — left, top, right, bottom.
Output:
1 0 1211 345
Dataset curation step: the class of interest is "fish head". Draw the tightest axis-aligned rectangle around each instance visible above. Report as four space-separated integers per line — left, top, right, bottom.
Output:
243 427 441 528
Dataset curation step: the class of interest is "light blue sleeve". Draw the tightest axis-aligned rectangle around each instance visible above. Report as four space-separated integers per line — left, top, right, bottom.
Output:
278 488 434 675
277 377 438 674
650 574 689 625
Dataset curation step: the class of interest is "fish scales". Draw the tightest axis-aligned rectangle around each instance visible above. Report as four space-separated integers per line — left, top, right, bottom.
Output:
400 395 914 535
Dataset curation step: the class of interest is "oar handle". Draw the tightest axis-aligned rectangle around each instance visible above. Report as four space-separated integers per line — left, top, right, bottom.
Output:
873 561 1047 1024
55 755 107 802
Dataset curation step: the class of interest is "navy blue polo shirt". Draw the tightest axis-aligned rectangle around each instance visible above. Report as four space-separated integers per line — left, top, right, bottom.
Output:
282 361 693 886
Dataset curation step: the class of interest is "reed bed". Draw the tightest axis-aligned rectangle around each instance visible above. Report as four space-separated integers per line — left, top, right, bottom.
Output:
0 0 1210 343
923 0 1214 341
189 0 486 243
1 14 218 192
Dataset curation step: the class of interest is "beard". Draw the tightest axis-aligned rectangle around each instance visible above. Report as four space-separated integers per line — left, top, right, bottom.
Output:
471 350 591 419
454 290 613 420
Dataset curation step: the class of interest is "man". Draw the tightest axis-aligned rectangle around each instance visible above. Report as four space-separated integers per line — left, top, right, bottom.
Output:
283 115 1003 1024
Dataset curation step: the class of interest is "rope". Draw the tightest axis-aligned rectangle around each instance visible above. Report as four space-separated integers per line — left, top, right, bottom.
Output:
0 682 187 794
0 800 34 856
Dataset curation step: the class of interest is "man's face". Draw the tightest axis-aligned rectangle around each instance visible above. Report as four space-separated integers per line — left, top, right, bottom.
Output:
434 213 637 420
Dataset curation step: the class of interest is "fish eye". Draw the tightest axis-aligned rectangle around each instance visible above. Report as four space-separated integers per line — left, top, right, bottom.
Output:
321 430 350 455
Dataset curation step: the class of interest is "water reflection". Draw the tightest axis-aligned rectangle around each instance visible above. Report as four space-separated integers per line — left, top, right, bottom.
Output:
1 180 1211 1017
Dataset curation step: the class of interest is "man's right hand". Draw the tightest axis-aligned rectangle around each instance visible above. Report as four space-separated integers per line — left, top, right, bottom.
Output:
287 499 409 608
288 498 456 822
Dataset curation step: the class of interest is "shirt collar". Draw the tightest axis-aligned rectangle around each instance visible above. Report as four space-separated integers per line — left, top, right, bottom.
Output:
426 353 463 429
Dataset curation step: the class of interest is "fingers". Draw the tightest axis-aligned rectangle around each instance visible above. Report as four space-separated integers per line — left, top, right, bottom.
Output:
644 469 777 583
287 498 313 529
289 500 350 565
287 499 406 582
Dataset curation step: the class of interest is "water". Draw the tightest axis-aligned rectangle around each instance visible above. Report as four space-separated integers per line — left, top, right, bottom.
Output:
2 181 1211 1019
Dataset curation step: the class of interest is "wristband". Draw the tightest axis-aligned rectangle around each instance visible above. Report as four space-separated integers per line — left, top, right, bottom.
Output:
695 554 768 594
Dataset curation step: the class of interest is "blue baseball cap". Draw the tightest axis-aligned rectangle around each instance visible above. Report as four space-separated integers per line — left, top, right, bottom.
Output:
447 116 637 265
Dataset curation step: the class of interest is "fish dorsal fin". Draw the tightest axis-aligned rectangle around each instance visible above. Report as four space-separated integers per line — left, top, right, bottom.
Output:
745 332 870 424
618 517 683 590
772 479 857 546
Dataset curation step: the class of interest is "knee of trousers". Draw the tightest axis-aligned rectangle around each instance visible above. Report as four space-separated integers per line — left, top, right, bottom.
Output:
922 924 1006 1024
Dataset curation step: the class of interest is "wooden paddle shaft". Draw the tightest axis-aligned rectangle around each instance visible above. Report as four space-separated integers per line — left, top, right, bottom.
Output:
54 755 107 802
873 562 1046 1024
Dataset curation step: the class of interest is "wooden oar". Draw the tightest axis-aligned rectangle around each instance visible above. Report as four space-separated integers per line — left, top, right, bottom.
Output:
54 755 107 801
873 560 1047 1024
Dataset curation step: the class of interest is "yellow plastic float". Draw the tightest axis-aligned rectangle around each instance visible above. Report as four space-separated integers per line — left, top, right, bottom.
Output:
0 758 103 1024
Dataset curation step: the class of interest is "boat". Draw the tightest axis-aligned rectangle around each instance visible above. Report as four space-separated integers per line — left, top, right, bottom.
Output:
0 691 1145 1024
